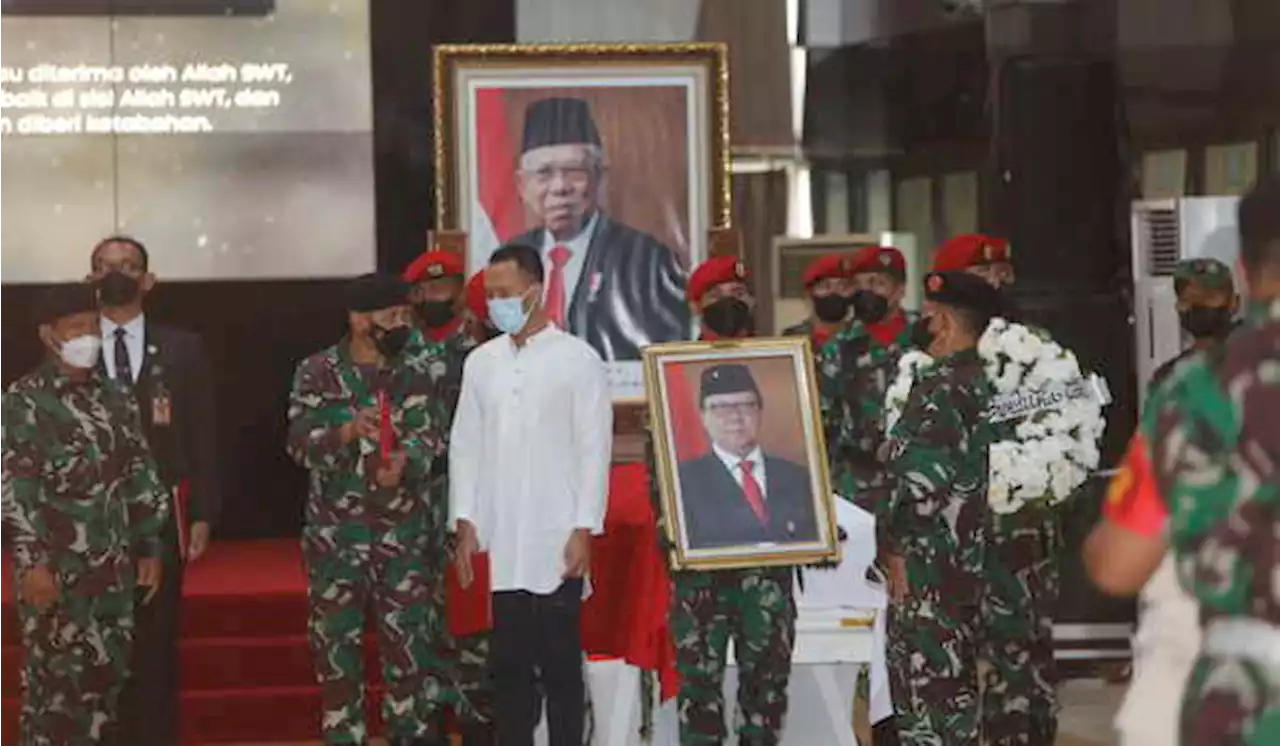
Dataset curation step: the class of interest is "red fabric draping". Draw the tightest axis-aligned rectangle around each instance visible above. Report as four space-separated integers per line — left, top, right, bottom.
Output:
582 463 679 699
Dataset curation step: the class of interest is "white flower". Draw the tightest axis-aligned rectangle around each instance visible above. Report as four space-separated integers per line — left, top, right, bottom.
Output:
975 322 1107 512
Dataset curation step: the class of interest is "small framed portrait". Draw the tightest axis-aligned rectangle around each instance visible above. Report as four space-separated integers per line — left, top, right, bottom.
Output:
643 337 840 571
433 42 730 401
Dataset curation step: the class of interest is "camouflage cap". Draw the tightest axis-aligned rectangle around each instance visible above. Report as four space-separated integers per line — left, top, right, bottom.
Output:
1173 257 1234 292
35 282 99 325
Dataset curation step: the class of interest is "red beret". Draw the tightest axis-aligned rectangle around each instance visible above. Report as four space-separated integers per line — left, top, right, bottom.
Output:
687 256 749 304
849 245 906 278
403 249 464 283
465 270 488 322
932 234 1012 272
801 253 856 287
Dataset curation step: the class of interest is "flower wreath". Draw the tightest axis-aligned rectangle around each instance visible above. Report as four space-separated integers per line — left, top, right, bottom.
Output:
883 318 1107 514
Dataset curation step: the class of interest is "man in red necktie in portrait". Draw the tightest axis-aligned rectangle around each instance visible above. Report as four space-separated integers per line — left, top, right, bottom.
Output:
675 362 819 550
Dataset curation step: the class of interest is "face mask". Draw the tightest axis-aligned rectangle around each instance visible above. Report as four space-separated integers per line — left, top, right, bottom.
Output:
372 324 411 359
59 334 102 369
97 271 141 307
488 290 533 335
909 316 936 351
812 293 850 324
414 299 456 328
850 290 889 324
1179 306 1233 339
701 297 753 338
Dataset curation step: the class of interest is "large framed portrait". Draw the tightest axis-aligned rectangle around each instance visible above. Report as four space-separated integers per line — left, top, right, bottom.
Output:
434 43 730 401
643 337 840 571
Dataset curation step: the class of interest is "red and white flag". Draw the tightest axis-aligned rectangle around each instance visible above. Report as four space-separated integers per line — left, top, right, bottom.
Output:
473 88 526 261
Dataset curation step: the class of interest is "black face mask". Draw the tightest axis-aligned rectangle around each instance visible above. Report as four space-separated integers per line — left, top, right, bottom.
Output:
811 293 850 324
96 271 141 307
1179 306 1234 340
414 299 456 329
909 316 935 350
701 297 753 338
850 290 890 324
372 324 411 359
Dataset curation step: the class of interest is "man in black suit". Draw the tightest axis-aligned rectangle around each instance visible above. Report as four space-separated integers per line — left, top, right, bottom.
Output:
509 97 690 361
677 363 819 550
89 235 220 746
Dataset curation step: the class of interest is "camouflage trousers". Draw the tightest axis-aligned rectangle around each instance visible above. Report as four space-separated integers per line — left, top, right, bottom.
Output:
448 631 494 725
671 567 796 745
978 513 1061 746
887 582 981 746
303 537 448 745
1178 654 1279 746
17 558 135 746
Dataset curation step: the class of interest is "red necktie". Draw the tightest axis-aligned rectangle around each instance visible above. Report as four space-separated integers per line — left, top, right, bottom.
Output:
739 460 769 526
545 244 572 325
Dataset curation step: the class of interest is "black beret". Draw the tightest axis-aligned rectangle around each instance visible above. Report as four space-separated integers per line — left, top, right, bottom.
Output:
34 283 99 325
522 97 602 154
345 273 409 313
923 271 1004 318
699 363 760 404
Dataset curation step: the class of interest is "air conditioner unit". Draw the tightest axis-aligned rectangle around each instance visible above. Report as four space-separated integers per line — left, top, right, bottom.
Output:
1130 196 1242 403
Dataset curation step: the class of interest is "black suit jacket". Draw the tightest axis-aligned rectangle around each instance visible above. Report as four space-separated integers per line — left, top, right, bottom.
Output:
100 320 221 527
513 213 690 361
677 451 819 550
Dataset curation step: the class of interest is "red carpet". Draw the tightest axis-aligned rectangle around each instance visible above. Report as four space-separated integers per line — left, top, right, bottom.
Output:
1 467 671 743
2 539 385 744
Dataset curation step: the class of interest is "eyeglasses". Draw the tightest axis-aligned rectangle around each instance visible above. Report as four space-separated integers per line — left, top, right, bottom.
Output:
705 401 760 418
527 165 592 186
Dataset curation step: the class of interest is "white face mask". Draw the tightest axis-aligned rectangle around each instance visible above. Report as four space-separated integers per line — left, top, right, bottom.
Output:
59 334 102 369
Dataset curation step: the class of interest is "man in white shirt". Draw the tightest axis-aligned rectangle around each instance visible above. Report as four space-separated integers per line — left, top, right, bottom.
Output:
450 242 613 746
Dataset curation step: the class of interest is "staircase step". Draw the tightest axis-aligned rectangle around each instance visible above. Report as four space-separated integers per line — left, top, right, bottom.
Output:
181 591 308 640
182 634 384 691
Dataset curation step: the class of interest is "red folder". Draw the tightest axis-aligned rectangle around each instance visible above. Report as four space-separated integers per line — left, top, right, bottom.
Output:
446 551 492 637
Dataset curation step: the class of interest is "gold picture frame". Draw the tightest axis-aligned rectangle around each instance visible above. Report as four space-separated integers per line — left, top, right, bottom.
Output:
643 336 841 571
432 42 731 404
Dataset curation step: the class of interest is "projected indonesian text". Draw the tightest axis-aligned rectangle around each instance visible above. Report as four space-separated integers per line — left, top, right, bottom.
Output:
0 62 293 135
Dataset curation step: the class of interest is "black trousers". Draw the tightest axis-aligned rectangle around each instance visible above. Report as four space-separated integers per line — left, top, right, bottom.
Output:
490 578 584 746
118 526 182 746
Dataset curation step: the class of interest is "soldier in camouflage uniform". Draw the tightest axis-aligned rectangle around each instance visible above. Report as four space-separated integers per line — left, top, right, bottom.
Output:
933 233 1061 744
875 271 1000 746
1087 177 1280 746
782 252 856 347
404 253 495 746
820 246 916 517
287 273 451 746
3 283 170 746
1149 257 1240 390
656 256 798 745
